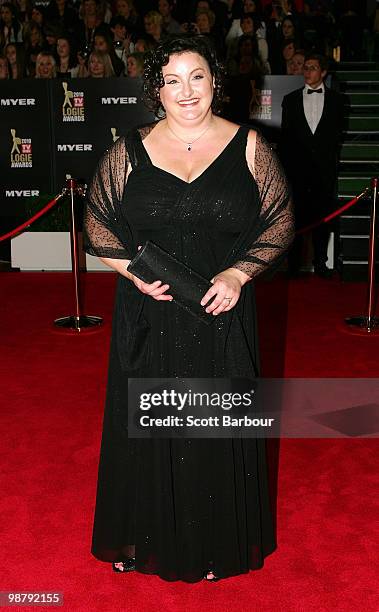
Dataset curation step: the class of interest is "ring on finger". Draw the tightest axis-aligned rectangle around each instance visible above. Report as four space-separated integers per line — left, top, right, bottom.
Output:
223 297 232 302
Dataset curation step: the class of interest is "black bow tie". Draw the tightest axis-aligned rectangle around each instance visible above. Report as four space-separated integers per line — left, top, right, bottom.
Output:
307 88 323 94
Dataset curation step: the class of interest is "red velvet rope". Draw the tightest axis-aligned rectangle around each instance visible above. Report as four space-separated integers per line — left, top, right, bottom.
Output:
0 187 371 244
0 193 64 243
295 189 370 235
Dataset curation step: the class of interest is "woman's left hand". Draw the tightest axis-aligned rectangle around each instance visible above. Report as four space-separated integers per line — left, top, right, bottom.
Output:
200 269 245 316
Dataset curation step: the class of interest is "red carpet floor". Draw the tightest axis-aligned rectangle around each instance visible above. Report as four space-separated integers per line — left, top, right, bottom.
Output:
0 272 378 612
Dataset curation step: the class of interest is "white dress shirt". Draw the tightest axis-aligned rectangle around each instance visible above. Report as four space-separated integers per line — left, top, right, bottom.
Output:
303 83 325 134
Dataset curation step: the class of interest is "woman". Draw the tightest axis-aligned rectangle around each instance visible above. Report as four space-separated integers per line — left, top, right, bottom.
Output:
84 35 293 582
93 30 124 75
195 7 225 57
87 49 115 77
227 13 270 75
23 20 45 76
226 0 266 46
77 0 105 51
126 51 143 77
5 42 26 78
55 36 78 76
114 0 139 32
287 48 304 74
35 51 57 77
29 4 45 29
0 3 23 44
281 15 295 39
143 10 163 43
45 0 79 37
158 0 181 35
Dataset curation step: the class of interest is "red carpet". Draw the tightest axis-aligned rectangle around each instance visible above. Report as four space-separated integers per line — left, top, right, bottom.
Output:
1 272 378 611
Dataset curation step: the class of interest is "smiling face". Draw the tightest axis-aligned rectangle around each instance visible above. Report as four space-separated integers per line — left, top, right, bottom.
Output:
37 55 55 78
159 52 214 124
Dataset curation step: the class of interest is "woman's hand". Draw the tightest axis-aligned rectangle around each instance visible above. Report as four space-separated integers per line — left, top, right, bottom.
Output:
131 277 173 301
200 268 250 316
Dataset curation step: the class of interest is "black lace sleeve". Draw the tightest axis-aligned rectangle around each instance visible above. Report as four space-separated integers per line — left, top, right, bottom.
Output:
232 132 294 277
83 136 131 259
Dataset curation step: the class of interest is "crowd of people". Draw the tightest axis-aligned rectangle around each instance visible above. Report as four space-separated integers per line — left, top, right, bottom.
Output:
0 0 377 80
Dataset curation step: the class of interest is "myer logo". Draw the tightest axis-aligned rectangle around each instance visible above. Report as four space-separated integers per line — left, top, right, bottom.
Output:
6 189 39 197
1 98 35 106
62 82 85 122
57 144 92 152
101 97 137 104
10 129 32 168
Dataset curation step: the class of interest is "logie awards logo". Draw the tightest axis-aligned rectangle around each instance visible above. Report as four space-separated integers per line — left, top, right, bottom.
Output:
249 86 272 121
10 128 32 168
62 82 85 122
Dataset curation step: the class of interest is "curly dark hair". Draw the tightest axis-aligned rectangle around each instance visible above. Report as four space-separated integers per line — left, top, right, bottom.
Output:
142 34 225 115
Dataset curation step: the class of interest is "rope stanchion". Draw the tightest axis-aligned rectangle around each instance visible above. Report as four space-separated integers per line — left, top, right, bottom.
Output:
345 177 379 335
0 176 103 333
54 177 102 333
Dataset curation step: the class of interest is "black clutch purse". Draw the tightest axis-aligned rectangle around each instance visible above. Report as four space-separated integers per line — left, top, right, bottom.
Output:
127 241 215 324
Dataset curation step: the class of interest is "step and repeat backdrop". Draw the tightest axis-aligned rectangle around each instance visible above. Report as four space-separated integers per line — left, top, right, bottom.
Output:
0 77 154 220
0 75 306 222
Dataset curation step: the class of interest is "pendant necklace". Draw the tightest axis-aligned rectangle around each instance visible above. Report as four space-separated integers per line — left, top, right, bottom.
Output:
166 120 213 151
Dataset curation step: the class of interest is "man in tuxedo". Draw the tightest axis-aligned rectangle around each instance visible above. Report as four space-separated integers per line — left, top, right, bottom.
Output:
280 53 345 278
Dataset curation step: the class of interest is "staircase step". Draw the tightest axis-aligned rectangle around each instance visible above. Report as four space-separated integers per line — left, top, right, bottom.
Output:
339 236 370 258
338 175 372 194
339 216 370 234
345 116 379 130
347 93 379 104
336 71 379 81
335 62 377 71
341 82 379 92
337 260 373 281
340 144 379 161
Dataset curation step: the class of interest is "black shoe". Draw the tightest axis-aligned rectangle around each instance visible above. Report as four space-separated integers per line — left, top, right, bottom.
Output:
314 265 334 279
112 557 136 572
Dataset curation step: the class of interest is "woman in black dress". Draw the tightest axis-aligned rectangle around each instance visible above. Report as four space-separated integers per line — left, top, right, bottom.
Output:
84 35 294 583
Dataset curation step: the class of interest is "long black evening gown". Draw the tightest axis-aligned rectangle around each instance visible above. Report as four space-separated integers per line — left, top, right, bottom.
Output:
83 123 293 582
